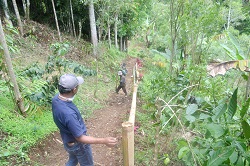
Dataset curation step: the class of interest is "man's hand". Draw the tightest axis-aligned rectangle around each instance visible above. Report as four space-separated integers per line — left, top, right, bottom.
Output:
104 137 118 147
76 135 118 147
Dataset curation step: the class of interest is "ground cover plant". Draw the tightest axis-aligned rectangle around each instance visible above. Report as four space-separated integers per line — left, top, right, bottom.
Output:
0 97 57 165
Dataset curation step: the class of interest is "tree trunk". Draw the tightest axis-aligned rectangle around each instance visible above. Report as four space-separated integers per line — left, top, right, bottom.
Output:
246 72 250 99
125 37 129 52
26 0 30 20
169 0 183 75
98 26 101 42
146 28 151 48
227 2 231 30
22 0 27 18
68 16 72 34
51 0 62 42
88 0 98 57
98 20 104 42
102 26 108 41
108 20 111 48
169 0 175 75
114 13 118 49
12 0 24 36
78 21 82 41
169 39 175 75
123 37 126 52
69 0 76 38
3 0 13 26
120 36 123 51
0 19 26 115
191 33 199 64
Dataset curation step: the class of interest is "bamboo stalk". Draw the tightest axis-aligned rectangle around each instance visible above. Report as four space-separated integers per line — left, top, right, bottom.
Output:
128 84 138 124
122 63 139 166
122 121 134 166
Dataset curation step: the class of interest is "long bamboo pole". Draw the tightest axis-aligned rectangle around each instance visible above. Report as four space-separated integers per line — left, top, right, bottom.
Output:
122 62 139 166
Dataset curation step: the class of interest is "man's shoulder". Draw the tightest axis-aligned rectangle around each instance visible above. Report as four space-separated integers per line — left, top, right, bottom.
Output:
52 94 59 102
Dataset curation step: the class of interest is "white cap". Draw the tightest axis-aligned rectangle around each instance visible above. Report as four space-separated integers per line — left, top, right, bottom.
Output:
118 71 122 76
59 74 84 90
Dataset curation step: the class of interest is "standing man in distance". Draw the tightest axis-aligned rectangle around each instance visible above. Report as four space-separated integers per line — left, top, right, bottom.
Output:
52 73 117 166
116 70 128 97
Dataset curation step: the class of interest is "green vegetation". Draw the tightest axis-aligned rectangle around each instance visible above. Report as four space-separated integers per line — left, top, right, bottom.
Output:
1 0 250 165
135 49 250 165
0 94 57 165
0 23 127 165
130 1 250 165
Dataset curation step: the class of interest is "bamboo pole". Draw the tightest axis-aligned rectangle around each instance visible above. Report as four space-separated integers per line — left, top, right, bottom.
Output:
128 84 138 124
122 121 134 166
131 67 135 94
135 63 138 84
122 62 139 166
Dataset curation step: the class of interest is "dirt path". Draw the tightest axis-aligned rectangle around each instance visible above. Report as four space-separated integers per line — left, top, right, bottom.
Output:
28 57 136 166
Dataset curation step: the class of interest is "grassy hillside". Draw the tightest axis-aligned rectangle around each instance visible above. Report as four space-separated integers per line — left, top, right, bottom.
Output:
0 20 130 165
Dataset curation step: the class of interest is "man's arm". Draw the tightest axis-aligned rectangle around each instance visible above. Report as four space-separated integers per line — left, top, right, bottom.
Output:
76 135 117 147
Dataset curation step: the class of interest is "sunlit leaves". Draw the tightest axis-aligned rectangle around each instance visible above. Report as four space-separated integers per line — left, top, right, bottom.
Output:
207 146 235 166
50 42 70 56
241 120 250 139
185 104 198 122
206 123 225 138
240 98 250 118
228 88 238 119
212 102 227 121
186 104 198 114
178 146 190 159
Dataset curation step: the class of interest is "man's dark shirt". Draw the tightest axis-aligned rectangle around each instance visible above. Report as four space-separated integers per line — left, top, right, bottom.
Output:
120 75 126 86
52 94 87 144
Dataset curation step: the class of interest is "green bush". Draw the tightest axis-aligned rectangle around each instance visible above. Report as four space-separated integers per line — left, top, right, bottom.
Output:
0 95 57 165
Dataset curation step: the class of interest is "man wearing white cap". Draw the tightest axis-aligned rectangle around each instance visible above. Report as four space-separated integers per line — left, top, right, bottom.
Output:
116 70 127 97
52 74 117 166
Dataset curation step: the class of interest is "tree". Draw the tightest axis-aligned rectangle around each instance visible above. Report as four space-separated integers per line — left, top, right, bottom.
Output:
2 0 13 26
88 0 98 56
169 0 184 75
69 0 76 38
0 19 25 115
221 0 246 30
26 0 30 20
114 12 118 49
21 0 30 20
51 0 62 42
12 0 24 36
95 1 113 48
182 1 223 64
21 0 27 18
235 0 250 34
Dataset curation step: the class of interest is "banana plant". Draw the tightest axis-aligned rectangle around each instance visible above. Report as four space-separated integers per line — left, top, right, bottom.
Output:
207 32 250 99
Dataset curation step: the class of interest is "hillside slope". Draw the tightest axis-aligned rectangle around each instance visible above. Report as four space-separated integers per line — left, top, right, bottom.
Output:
5 20 136 165
28 57 135 165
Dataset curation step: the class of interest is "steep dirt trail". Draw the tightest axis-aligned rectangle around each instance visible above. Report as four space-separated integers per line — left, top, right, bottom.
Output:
28 57 136 166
